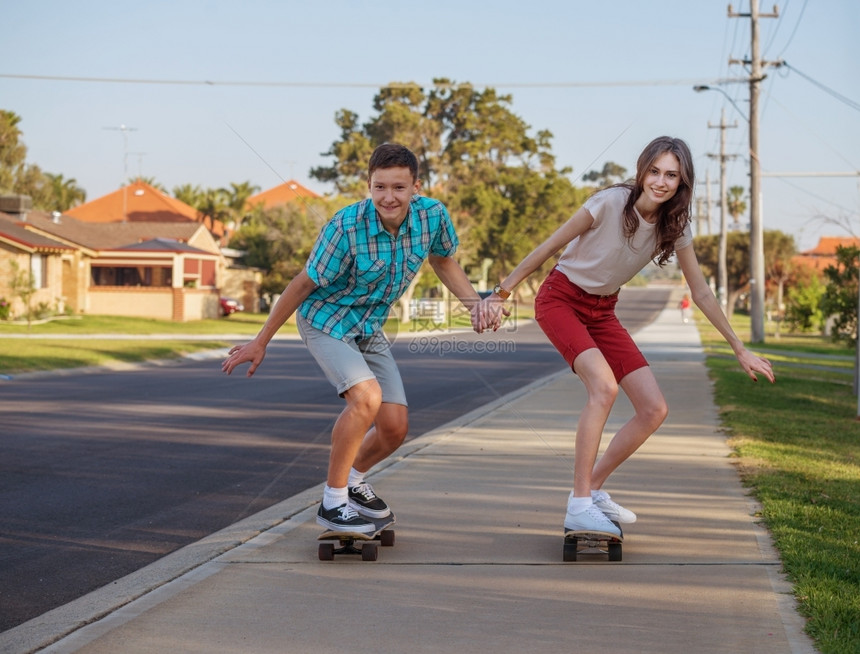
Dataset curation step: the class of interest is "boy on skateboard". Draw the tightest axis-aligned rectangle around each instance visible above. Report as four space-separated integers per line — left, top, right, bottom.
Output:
222 143 483 534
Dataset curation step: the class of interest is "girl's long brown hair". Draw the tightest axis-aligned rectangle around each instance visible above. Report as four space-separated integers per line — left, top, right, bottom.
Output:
619 136 695 266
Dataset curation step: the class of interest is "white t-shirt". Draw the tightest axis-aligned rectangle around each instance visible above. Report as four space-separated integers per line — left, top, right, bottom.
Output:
554 186 693 295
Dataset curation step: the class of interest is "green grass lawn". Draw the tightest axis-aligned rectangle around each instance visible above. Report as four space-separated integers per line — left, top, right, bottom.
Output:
696 312 860 654
0 313 272 374
0 308 486 374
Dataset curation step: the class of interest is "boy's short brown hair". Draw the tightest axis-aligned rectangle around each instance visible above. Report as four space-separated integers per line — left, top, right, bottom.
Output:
368 143 419 181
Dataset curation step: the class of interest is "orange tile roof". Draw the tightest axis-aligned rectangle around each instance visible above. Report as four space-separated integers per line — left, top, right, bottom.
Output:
793 236 860 274
67 180 198 223
801 236 860 256
246 179 321 210
66 180 229 240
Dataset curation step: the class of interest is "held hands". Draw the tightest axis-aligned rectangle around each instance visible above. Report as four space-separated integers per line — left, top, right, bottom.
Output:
470 294 511 334
221 339 267 377
736 348 775 384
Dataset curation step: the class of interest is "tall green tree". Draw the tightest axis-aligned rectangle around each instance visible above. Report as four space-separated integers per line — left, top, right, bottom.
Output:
310 79 583 294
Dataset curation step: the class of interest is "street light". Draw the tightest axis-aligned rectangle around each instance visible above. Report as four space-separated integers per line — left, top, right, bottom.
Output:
693 85 749 123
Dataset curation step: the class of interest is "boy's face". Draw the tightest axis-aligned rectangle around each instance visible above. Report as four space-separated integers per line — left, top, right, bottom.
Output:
368 166 420 227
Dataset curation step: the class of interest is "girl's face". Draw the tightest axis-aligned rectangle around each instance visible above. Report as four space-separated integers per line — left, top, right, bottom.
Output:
640 152 681 205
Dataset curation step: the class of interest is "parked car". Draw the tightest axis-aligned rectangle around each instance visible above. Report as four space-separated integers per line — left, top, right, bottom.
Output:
220 297 244 316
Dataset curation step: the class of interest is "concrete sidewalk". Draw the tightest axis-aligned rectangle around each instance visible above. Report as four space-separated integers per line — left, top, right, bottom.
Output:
3 303 816 654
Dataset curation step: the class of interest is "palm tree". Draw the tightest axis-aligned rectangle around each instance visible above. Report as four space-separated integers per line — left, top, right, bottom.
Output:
225 180 260 228
44 173 86 211
727 185 747 228
173 184 205 209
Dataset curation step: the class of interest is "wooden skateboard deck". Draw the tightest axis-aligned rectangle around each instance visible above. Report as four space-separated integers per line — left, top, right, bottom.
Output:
318 512 396 561
563 522 623 562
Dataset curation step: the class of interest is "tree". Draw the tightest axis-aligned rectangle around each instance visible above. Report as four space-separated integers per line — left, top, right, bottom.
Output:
1 110 87 211
726 185 747 227
784 273 825 333
173 183 205 208
228 199 331 296
820 245 859 345
8 260 37 329
0 110 27 193
582 162 628 188
225 181 260 228
43 173 86 211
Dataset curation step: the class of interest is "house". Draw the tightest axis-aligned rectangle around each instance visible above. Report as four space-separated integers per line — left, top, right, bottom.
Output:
66 180 230 244
0 199 226 321
245 179 321 211
793 236 860 275
0 196 76 319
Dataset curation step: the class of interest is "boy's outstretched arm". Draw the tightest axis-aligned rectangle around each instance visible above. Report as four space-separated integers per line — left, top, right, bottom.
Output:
221 269 318 377
427 254 491 332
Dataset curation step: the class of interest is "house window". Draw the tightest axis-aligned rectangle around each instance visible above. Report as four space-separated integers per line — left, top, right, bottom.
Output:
30 254 47 289
91 266 172 287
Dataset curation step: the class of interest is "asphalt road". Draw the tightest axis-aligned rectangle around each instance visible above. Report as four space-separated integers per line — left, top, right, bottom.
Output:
0 286 670 631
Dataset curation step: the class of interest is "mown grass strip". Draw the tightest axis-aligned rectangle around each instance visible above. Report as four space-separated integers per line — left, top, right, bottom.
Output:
696 313 860 654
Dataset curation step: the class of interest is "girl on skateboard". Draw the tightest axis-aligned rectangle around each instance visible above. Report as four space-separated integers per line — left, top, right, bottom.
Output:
478 136 774 537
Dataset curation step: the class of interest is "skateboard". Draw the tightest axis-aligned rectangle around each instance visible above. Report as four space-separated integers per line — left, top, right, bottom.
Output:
318 512 396 561
563 522 623 562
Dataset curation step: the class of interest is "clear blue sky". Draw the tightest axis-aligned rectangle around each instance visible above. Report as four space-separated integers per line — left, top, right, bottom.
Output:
2 0 858 251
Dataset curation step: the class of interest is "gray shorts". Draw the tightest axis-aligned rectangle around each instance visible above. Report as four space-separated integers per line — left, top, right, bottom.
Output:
296 313 408 406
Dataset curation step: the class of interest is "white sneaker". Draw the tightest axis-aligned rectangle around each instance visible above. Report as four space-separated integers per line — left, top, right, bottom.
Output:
592 490 637 524
564 503 622 537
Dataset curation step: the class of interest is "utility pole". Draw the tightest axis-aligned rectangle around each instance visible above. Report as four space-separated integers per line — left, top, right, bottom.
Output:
729 0 780 343
706 108 738 317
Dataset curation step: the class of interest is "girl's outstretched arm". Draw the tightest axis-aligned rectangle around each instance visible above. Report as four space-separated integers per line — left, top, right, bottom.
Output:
676 245 774 383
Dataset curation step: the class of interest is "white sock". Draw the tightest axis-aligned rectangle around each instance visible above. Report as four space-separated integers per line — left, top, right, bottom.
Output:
567 493 592 515
348 468 365 488
323 485 348 510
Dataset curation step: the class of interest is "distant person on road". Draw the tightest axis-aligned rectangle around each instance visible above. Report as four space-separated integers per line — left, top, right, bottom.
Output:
477 136 774 538
679 293 692 323
222 143 482 535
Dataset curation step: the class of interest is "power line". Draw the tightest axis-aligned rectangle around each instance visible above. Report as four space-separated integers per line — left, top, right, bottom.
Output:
0 72 748 90
782 62 860 113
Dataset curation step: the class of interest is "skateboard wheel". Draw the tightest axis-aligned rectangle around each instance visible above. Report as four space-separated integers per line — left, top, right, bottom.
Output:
318 543 335 561
608 542 622 562
563 541 578 562
380 529 395 547
361 543 378 561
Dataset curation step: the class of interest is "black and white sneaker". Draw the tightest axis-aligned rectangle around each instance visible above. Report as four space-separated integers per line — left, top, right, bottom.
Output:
316 502 375 533
348 481 391 519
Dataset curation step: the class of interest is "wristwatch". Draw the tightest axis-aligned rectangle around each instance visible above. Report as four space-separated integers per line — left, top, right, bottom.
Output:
492 283 511 300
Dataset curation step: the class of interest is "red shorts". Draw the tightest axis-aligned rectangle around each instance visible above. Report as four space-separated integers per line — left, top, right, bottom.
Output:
534 268 648 383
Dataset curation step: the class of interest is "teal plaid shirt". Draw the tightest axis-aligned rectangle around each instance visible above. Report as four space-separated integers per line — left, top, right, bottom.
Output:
300 195 459 341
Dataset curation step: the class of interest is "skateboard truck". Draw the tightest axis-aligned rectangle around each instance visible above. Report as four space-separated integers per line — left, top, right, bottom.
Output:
318 513 396 561
563 522 623 562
